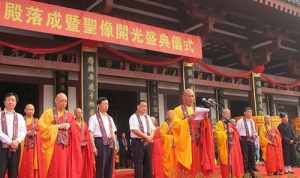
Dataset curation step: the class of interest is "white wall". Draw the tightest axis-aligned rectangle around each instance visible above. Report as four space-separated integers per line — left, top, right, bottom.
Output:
43 85 53 110
68 86 77 112
158 93 165 124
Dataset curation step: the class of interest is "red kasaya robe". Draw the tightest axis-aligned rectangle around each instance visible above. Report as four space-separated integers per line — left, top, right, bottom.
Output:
264 128 284 174
19 118 46 178
79 121 95 178
173 106 215 178
215 120 244 178
152 128 164 178
197 118 216 177
38 109 83 178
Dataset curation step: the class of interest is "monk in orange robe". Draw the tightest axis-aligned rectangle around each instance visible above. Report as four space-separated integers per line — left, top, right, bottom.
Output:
19 104 46 178
74 108 95 178
160 110 177 178
259 115 284 175
38 93 83 178
215 109 244 178
151 117 164 178
173 89 215 177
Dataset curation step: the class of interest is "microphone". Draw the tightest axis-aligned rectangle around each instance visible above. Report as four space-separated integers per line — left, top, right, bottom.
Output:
208 98 218 105
201 98 210 105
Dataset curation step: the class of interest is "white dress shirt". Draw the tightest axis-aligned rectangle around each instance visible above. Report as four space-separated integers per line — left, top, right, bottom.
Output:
236 117 257 137
129 113 155 138
0 110 27 144
88 112 117 138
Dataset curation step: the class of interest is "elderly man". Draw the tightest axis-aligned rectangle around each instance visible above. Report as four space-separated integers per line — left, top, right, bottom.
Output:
38 93 82 178
215 109 244 178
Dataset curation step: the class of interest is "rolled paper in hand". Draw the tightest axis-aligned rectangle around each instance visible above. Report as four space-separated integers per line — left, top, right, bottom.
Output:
194 107 210 120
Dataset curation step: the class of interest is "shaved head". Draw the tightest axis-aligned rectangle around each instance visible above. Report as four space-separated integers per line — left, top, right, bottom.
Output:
222 108 231 120
55 92 68 111
182 88 195 106
24 104 35 118
74 107 83 121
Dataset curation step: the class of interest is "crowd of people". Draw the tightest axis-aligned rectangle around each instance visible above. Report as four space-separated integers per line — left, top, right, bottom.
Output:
0 89 298 178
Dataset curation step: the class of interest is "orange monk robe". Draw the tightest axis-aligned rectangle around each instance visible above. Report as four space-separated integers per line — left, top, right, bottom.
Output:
174 106 215 177
152 128 164 178
38 109 83 178
77 121 95 178
215 120 244 178
259 125 284 174
19 117 46 178
160 122 177 178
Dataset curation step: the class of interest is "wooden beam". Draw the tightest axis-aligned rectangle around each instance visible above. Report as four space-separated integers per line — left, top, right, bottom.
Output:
0 55 80 72
97 67 181 83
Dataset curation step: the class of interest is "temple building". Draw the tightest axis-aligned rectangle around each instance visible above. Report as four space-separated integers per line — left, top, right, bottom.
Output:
0 0 299 135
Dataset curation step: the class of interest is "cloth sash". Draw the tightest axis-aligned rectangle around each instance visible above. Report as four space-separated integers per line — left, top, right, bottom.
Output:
24 118 37 149
243 118 255 142
96 112 114 148
135 113 150 136
53 108 69 146
1 111 18 151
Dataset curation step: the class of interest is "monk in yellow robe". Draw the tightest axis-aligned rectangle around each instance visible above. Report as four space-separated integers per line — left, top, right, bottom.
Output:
160 110 177 178
173 89 215 177
38 93 83 178
215 109 244 178
259 115 284 175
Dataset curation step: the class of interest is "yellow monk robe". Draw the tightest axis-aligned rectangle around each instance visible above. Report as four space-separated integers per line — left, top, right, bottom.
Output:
38 109 83 178
174 105 216 177
160 121 177 178
215 120 244 178
259 125 271 161
173 105 192 170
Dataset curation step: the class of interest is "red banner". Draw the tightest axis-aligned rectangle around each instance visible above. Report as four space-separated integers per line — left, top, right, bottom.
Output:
0 0 202 59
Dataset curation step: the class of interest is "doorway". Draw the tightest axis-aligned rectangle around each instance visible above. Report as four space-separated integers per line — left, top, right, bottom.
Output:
98 89 138 135
229 99 250 117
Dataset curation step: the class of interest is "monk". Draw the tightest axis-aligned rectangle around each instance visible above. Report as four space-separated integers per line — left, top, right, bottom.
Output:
173 89 215 177
160 110 177 178
259 115 284 175
74 108 95 178
19 104 46 178
215 109 244 178
38 93 82 178
151 117 164 178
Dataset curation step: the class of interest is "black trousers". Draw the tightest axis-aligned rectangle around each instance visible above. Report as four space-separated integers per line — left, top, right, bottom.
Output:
95 138 113 178
131 139 152 178
0 144 20 178
283 143 296 166
240 137 256 173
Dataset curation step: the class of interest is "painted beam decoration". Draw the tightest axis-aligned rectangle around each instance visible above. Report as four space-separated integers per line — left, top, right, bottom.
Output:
0 0 202 59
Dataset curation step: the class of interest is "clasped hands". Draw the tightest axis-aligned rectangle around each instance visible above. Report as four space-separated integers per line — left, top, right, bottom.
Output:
57 123 71 130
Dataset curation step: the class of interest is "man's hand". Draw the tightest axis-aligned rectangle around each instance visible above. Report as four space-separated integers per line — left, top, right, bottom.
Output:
145 136 153 143
10 140 19 149
58 123 71 130
228 128 233 133
93 146 98 156
290 140 294 144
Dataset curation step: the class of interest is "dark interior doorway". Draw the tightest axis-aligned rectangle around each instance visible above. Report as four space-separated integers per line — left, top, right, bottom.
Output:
0 82 39 116
98 89 138 136
277 103 298 120
229 99 250 117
